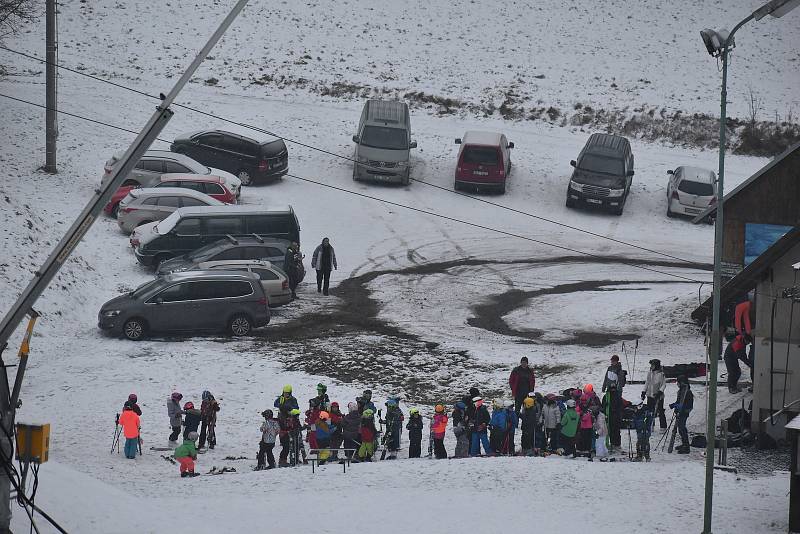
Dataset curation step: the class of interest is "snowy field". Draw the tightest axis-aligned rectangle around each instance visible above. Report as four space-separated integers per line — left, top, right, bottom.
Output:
0 0 798 532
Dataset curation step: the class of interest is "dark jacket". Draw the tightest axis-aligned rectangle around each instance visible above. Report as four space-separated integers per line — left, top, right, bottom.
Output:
471 405 490 432
520 404 540 433
406 414 423 440
274 394 299 418
602 362 627 391
509 365 536 398
675 384 694 413
341 412 361 441
124 401 142 416
183 408 202 433
312 243 338 271
201 398 220 424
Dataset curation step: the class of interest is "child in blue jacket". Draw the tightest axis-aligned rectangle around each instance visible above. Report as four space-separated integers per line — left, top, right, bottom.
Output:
490 400 509 455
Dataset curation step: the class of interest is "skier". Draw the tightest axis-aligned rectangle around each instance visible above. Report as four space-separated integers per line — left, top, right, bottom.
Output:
503 399 518 455
305 398 321 451
257 409 280 470
341 402 361 460
431 404 448 459
576 402 594 459
274 385 299 420
315 411 337 464
357 409 378 462
406 408 423 458
167 392 184 445
593 406 608 459
451 401 470 458
632 404 653 462
519 396 538 456
174 431 199 478
469 397 491 456
542 394 561 452
329 402 344 460
125 393 142 416
198 390 220 450
283 242 304 299
602 354 627 393
670 375 694 454
118 404 141 459
642 359 667 428
509 357 536 415
182 401 202 440
602 371 623 451
462 387 481 447
356 389 376 415
559 399 579 456
312 383 331 409
382 398 403 459
288 408 307 465
311 237 338 296
489 400 509 455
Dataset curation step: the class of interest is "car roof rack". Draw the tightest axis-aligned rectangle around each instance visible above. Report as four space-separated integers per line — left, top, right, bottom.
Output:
225 234 238 245
250 233 264 243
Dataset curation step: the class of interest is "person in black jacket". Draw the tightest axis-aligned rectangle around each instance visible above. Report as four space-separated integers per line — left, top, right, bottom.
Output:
182 401 202 439
283 242 304 299
670 375 694 454
469 397 491 456
406 408 423 458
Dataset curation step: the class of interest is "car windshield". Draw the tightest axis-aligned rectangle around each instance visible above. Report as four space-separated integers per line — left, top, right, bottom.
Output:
578 153 624 176
131 279 161 298
678 179 714 196
462 147 499 166
360 126 408 150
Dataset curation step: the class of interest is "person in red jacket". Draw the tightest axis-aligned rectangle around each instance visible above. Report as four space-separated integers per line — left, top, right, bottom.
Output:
432 404 449 459
734 296 755 387
328 402 344 461
305 398 321 450
509 357 536 416
118 404 141 459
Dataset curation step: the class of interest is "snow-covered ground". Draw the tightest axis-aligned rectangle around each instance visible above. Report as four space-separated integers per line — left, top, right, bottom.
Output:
0 0 797 532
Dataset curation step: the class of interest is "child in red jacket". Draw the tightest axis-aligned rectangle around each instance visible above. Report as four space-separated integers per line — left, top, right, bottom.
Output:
305 399 321 450
357 409 377 462
432 404 449 459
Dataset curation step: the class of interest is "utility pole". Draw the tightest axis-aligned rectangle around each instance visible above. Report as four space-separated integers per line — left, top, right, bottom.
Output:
43 0 57 173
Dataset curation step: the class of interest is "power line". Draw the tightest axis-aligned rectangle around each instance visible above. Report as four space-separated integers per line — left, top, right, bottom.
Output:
0 45 704 267
0 91 710 286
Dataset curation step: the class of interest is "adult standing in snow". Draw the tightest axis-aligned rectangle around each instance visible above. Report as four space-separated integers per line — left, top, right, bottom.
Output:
602 354 627 393
735 295 755 389
670 375 694 454
642 359 667 428
283 242 304 299
509 357 536 416
602 355 626 451
311 237 338 296
167 392 184 445
382 399 403 460
274 385 299 420
198 390 220 450
357 389 376 415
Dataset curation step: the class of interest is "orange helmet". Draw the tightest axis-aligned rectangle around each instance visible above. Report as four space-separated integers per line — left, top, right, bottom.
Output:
583 384 594 394
434 404 445 413
318 411 330 420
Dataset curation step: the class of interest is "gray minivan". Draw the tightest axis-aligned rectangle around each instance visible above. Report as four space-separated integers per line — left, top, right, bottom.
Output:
98 271 270 340
566 133 634 215
132 205 300 268
352 99 417 185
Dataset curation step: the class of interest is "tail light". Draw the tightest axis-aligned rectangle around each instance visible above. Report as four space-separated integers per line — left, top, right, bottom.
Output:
258 297 268 306
281 280 288 290
671 191 680 200
456 167 462 173
258 160 269 171
499 167 504 177
122 207 136 213
130 237 140 247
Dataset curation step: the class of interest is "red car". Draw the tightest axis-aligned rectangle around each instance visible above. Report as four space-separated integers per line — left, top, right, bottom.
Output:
453 131 514 194
104 174 237 217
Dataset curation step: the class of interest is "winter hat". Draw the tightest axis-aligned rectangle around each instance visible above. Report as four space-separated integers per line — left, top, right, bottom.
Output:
611 354 620 362
435 404 445 413
331 402 340 410
347 402 358 412
386 399 398 408
523 397 535 408
187 431 199 441
566 399 576 408
262 409 273 418
128 393 138 403
282 385 292 393
469 387 481 398
455 401 466 410
317 383 327 393
171 392 182 401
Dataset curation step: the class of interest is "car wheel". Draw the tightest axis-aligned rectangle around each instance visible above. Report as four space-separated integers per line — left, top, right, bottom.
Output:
667 206 676 218
237 169 253 186
110 203 120 218
499 182 506 194
566 197 576 208
228 314 252 336
401 170 410 186
123 318 146 341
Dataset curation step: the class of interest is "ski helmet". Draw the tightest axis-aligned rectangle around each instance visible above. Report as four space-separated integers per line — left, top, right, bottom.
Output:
455 401 466 410
331 402 340 410
262 409 274 418
409 408 420 416
128 393 137 403
202 390 211 400
282 385 292 394
362 409 374 418
347 402 358 412
171 392 182 401
583 384 594 394
289 408 301 416
318 411 330 420
503 400 514 409
362 389 372 400
434 404 445 413
386 399 398 408
524 397 535 408
184 401 194 410
187 431 198 441
566 399 576 408
317 383 327 393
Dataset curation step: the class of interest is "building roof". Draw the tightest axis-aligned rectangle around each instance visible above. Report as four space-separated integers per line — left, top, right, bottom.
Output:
691 226 800 323
462 131 504 146
691 141 800 224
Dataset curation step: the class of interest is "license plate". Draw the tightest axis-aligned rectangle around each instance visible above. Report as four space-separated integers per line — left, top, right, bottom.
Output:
586 198 602 204
685 207 701 214
474 171 488 176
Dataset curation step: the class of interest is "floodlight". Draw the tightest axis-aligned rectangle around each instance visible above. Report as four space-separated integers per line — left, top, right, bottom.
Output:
700 29 733 57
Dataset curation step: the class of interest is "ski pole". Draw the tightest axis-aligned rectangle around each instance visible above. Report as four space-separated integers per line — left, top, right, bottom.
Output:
631 339 639 383
111 413 121 454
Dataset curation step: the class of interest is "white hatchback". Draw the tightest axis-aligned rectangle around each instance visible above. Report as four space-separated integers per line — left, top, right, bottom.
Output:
191 260 292 307
666 166 717 218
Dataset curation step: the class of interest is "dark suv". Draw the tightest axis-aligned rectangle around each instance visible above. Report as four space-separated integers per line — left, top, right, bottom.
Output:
156 236 289 275
171 130 288 186
98 271 270 340
566 133 634 215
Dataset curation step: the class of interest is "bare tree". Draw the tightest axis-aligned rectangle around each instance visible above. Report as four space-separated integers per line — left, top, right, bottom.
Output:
0 0 38 40
746 86 763 128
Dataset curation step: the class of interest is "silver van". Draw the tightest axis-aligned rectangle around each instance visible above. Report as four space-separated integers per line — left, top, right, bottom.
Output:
352 100 417 185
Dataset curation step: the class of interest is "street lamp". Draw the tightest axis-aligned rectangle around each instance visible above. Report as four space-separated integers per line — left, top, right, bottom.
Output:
700 1 799 533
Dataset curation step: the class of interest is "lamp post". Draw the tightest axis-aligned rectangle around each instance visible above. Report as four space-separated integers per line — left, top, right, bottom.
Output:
700 2 799 533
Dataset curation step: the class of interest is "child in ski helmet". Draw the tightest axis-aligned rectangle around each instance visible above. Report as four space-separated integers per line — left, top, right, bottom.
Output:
305 398 321 450
432 404 448 459
489 401 510 455
559 399 579 456
504 399 518 455
357 409 377 461
182 401 201 440
406 408 423 458
257 409 280 470
118 404 140 459
125 393 142 416
167 392 183 444
315 411 337 463
174 431 199 477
